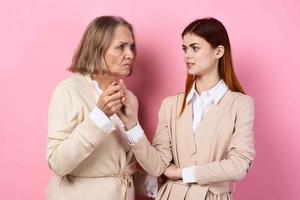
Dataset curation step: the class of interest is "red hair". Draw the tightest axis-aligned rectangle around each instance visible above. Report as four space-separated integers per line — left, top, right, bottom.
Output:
180 17 245 115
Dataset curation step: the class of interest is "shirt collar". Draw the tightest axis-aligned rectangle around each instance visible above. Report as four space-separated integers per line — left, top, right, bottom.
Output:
92 80 103 95
186 79 228 105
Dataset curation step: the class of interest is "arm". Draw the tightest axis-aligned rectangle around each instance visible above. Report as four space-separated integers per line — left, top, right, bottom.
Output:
118 91 173 177
46 82 121 176
131 98 173 177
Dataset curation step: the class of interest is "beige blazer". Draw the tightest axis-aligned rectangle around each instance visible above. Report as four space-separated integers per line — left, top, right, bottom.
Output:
46 74 146 200
131 91 255 200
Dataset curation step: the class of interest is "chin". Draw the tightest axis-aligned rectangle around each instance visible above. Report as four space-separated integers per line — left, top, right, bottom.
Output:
187 69 198 76
120 68 132 77
187 67 207 76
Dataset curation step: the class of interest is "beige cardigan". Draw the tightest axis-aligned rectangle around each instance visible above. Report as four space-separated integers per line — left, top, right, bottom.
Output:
46 74 145 200
131 91 255 200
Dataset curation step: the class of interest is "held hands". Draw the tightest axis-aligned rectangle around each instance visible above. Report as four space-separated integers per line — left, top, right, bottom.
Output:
97 81 123 117
163 164 182 181
117 80 139 130
96 79 139 130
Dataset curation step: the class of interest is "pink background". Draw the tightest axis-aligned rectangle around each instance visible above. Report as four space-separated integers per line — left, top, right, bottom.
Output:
1 0 299 199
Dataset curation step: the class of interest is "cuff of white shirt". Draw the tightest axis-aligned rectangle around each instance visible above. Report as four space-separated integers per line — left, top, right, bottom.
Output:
125 123 145 144
145 175 158 198
89 107 116 133
182 165 197 183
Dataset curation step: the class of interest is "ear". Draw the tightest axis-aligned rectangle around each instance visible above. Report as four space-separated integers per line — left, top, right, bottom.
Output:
215 45 225 59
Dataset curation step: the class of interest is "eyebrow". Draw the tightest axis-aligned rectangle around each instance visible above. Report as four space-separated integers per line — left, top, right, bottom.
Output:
116 41 135 45
182 43 201 48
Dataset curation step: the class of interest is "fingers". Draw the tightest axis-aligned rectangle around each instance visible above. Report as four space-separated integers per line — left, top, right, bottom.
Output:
105 82 122 96
121 96 129 107
106 98 122 108
119 79 128 95
97 80 132 117
111 103 122 114
108 91 123 102
103 99 123 116
97 81 124 116
119 80 132 107
101 81 124 106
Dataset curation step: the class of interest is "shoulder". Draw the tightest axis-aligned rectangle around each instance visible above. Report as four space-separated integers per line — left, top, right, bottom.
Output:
157 93 185 116
231 92 254 106
52 74 88 97
229 91 255 115
55 74 85 91
49 75 89 107
161 93 184 107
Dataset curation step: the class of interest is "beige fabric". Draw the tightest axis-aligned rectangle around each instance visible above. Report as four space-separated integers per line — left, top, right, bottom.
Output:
132 91 255 200
46 74 145 200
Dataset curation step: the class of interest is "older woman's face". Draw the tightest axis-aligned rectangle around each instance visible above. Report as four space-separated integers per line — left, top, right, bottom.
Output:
104 25 135 77
182 33 219 77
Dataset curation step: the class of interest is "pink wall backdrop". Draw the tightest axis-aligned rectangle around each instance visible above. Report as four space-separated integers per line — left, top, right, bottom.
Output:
1 0 299 199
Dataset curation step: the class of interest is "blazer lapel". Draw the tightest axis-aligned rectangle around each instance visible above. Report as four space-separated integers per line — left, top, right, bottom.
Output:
176 98 197 166
193 90 234 163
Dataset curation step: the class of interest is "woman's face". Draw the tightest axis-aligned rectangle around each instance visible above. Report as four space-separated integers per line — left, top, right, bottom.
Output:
182 33 220 77
104 25 135 77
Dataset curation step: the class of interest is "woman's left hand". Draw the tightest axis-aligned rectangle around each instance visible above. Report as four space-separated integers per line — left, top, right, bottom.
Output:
163 164 182 181
117 79 139 130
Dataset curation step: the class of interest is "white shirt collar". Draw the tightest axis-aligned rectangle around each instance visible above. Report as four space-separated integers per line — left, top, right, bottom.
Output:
92 80 103 95
186 79 228 105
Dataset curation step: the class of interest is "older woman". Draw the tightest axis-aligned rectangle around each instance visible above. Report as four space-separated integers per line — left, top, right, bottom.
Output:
119 17 255 200
46 16 141 200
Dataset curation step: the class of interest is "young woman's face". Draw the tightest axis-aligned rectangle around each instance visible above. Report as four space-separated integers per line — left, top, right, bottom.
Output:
104 25 135 77
182 33 219 76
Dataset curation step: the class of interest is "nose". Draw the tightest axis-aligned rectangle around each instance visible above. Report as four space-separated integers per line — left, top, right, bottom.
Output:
184 49 192 58
125 47 134 60
184 49 192 60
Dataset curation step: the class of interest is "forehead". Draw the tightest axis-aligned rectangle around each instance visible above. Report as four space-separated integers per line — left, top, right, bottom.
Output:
182 33 207 45
112 25 134 43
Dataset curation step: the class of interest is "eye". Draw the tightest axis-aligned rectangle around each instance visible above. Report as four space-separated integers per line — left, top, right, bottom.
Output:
116 44 125 50
192 46 199 52
182 47 187 53
130 44 136 51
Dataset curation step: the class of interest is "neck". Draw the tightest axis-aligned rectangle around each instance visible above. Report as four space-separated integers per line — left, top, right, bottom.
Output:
91 73 118 90
195 73 220 94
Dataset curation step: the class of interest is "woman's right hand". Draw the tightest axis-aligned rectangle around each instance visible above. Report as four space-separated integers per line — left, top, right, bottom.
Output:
96 81 123 117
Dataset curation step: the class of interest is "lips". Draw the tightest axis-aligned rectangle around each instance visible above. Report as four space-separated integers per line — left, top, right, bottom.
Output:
122 63 132 68
186 62 195 68
122 63 132 66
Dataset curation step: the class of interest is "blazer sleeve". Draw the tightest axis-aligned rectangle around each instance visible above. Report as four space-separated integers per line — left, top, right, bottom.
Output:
46 83 110 176
195 95 256 185
131 98 173 177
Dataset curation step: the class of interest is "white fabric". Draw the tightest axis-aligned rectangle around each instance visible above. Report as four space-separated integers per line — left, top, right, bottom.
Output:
145 175 158 198
125 123 145 145
186 79 228 132
90 107 116 133
182 166 197 183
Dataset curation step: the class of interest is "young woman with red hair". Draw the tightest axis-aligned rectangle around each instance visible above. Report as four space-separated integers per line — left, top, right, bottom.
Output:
118 17 255 200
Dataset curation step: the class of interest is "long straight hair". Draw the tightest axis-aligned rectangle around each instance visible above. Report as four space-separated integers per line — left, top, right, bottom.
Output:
180 17 245 115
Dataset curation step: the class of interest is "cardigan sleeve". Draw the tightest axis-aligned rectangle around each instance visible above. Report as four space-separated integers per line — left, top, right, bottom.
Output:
46 82 111 176
195 95 256 185
131 97 173 177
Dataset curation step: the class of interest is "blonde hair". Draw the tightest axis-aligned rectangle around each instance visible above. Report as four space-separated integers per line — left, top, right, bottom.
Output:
68 16 135 74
